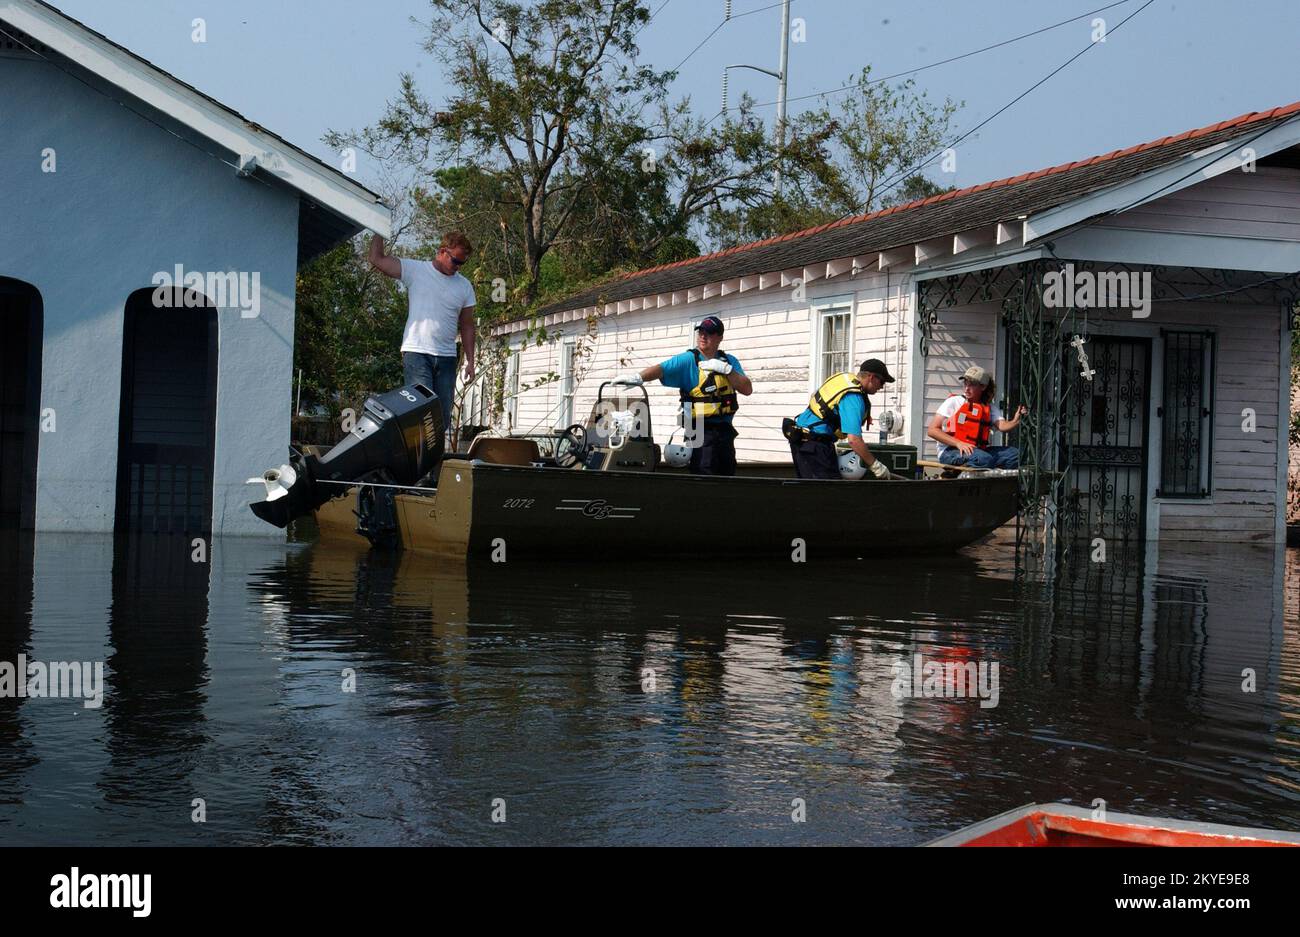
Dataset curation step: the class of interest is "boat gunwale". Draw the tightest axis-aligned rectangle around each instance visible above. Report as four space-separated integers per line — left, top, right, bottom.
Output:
318 461 1023 503
925 802 1300 847
448 460 1023 488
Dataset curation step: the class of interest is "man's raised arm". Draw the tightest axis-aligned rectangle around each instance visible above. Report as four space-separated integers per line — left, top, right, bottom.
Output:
459 306 477 382
367 234 402 279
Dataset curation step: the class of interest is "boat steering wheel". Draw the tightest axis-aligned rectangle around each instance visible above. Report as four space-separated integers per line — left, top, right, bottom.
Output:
553 424 589 468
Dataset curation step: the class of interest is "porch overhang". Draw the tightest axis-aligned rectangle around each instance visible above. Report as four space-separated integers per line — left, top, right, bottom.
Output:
1022 116 1300 244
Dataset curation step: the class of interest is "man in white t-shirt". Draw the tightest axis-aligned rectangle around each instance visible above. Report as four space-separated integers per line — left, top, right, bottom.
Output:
926 365 1027 470
368 231 477 430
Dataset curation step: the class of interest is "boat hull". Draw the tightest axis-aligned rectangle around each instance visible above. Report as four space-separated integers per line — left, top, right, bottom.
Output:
927 803 1300 847
315 460 1021 560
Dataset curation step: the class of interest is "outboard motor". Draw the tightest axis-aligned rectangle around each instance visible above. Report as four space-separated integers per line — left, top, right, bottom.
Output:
248 383 443 528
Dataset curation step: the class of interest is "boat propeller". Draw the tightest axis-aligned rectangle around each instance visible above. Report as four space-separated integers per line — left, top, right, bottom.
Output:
247 463 298 501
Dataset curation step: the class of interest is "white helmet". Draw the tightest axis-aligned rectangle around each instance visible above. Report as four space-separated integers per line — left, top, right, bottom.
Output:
664 442 691 468
838 451 866 480
663 429 691 468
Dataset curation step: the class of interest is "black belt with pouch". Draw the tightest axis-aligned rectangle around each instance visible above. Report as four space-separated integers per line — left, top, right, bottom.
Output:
782 418 835 444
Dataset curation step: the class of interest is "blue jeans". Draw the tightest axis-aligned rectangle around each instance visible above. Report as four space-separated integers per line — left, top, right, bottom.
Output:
939 445 1020 469
402 352 458 431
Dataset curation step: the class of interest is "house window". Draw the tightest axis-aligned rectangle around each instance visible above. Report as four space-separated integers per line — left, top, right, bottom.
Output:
1157 330 1214 498
818 305 852 384
504 350 520 430
558 340 576 428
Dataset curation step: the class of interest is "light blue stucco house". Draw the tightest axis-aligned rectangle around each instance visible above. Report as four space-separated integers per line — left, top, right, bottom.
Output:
0 0 390 536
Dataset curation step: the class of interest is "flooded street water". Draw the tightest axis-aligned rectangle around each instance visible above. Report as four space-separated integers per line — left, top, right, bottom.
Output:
1 530 1298 845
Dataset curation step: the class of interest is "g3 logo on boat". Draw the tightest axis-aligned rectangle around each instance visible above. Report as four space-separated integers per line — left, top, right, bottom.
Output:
582 499 615 519
556 498 639 519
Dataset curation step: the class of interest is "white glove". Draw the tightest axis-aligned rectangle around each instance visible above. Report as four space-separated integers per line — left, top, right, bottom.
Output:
698 358 733 375
614 372 643 386
868 459 889 479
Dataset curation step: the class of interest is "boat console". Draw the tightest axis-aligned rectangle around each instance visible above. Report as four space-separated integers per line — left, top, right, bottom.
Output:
552 381 659 472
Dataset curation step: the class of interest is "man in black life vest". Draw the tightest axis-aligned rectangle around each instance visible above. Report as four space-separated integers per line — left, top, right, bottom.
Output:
782 359 895 480
617 316 753 475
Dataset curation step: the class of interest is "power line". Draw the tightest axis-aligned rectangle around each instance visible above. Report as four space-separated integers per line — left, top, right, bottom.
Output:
838 0 1156 219
732 0 796 19
667 0 803 74
635 0 673 36
669 18 728 73
740 0 1137 112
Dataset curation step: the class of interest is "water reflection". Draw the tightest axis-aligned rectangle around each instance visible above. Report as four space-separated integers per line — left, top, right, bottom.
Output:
0 532 36 805
99 535 211 812
0 528 1297 845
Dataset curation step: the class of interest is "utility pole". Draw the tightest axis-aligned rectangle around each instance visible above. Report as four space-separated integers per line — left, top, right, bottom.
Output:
774 0 790 196
720 0 791 196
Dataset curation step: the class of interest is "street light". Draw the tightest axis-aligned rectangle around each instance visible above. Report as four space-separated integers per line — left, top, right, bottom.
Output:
718 0 791 195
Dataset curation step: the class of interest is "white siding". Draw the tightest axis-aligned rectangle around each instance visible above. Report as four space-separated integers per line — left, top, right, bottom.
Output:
492 161 1298 542
500 272 916 462
1092 166 1300 241
1144 302 1282 543
919 298 1002 460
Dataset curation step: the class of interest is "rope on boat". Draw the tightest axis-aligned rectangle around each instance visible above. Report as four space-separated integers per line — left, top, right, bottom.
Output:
314 479 436 493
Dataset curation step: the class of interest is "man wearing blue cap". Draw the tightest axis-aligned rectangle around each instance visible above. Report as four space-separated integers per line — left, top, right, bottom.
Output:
618 316 752 475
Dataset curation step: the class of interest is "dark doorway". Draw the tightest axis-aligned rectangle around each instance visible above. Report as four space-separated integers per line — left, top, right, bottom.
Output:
1060 336 1151 542
114 289 217 535
0 279 43 530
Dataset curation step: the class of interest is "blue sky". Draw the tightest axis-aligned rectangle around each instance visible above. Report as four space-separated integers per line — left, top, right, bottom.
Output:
44 0 1300 206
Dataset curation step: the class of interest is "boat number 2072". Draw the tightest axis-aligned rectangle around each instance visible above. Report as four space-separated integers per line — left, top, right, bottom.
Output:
501 498 535 509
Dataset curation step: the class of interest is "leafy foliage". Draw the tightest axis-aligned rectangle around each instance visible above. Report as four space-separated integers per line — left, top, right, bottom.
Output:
293 240 406 421
304 2 962 429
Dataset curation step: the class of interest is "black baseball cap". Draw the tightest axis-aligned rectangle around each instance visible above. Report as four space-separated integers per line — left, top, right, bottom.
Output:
859 358 895 383
694 316 724 335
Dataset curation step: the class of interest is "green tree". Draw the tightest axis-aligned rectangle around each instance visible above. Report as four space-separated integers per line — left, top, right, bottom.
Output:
328 1 836 308
814 67 960 216
701 70 958 244
881 174 956 209
666 94 840 250
329 0 671 305
293 239 407 423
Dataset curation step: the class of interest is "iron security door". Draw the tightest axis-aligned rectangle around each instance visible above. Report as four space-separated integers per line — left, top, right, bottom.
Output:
0 281 42 529
1061 337 1151 542
115 293 217 535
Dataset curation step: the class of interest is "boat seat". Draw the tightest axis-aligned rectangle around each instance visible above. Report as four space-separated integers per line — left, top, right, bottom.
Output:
466 436 541 466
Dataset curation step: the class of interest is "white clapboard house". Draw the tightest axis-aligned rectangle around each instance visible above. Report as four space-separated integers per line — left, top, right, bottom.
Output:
478 102 1300 545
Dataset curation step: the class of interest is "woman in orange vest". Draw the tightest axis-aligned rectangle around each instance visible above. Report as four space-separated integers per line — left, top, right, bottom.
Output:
926 366 1027 469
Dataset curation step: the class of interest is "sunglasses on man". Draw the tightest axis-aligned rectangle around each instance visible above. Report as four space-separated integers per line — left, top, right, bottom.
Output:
440 247 466 267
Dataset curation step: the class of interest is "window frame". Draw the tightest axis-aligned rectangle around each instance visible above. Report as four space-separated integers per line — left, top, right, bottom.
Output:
558 338 577 429
504 348 520 430
809 296 856 390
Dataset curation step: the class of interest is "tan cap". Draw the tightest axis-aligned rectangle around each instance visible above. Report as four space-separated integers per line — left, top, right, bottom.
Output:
961 365 991 385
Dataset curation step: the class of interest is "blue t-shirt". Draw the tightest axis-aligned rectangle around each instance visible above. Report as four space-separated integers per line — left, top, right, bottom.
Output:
659 349 746 423
796 391 867 437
